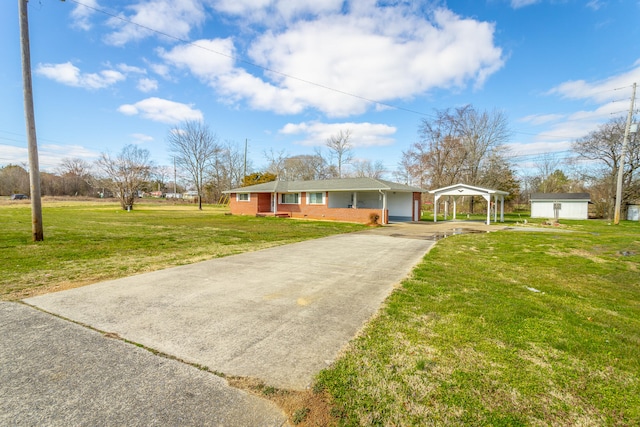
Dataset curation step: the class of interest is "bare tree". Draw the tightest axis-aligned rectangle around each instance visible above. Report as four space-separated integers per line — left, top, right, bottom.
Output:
326 130 353 178
351 159 386 179
57 158 93 196
573 116 640 219
264 148 288 180
167 121 220 210
208 141 246 202
0 164 30 196
95 145 152 210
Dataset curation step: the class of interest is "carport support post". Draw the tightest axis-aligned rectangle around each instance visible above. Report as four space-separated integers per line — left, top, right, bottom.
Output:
500 195 504 222
433 193 439 222
453 198 457 220
484 194 491 225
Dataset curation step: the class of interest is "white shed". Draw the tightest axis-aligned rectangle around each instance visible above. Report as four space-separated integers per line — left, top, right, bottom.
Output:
627 204 640 221
530 193 590 220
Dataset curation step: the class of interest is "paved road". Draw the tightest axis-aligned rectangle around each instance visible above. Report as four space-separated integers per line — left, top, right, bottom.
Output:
0 302 287 426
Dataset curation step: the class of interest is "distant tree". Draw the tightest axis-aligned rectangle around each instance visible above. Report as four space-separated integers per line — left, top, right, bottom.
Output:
402 105 512 212
0 164 29 196
326 130 353 178
57 157 93 196
242 172 277 186
572 116 640 219
208 141 246 202
167 120 220 210
264 148 288 180
351 159 386 179
95 145 152 210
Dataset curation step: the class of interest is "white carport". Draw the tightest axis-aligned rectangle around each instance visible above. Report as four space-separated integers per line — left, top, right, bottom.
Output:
429 183 509 225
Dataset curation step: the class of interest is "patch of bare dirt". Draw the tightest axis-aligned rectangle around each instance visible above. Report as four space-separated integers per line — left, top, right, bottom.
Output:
1 280 95 301
227 377 338 426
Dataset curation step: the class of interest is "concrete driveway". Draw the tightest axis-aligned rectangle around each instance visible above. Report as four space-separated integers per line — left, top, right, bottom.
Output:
24 227 436 391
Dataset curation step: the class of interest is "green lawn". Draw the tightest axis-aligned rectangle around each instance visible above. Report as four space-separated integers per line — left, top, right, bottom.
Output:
317 219 640 426
0 200 365 300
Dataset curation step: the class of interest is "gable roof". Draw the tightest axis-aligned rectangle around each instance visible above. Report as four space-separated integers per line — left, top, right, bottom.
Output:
428 183 509 196
530 193 591 201
224 177 423 194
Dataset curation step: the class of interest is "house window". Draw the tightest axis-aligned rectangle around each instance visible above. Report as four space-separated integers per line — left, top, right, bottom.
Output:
280 193 300 204
308 192 324 204
237 193 250 202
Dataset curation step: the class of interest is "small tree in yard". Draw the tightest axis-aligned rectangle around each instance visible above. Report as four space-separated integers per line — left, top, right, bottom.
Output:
167 121 220 210
95 145 152 210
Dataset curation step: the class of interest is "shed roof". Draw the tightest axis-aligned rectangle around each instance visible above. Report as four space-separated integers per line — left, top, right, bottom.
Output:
224 177 423 194
530 193 591 201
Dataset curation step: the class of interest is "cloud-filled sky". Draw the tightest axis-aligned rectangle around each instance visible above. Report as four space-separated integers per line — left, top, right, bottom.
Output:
2 0 640 178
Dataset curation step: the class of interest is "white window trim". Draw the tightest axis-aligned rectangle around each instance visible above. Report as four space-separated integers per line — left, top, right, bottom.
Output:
236 193 250 202
307 192 325 205
280 193 300 204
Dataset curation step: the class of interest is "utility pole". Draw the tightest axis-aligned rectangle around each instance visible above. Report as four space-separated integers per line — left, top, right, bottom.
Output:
613 82 636 225
243 138 248 181
19 0 43 241
173 156 177 195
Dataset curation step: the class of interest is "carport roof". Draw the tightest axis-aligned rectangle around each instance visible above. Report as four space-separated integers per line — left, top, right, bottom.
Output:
224 177 424 194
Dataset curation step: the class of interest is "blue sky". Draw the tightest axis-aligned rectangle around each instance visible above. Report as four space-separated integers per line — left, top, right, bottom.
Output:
2 0 640 179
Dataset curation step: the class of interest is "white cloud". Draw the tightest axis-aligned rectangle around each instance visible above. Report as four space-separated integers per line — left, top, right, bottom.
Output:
118 97 203 123
137 78 159 92
104 0 206 46
510 0 540 9
117 63 146 74
36 62 125 90
547 62 640 103
161 5 503 117
159 39 236 78
0 144 99 172
130 133 154 144
519 113 566 125
279 121 397 148
70 0 99 31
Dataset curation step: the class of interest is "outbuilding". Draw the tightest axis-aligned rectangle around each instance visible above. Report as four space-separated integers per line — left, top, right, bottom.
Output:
530 193 591 220
224 177 424 224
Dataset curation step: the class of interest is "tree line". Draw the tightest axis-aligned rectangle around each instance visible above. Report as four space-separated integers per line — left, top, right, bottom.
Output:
2 108 638 218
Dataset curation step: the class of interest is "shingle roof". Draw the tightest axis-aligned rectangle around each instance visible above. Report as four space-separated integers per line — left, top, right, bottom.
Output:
530 192 591 201
224 177 423 194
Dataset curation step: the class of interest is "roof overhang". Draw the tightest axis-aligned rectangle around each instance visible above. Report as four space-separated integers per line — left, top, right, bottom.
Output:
428 183 509 197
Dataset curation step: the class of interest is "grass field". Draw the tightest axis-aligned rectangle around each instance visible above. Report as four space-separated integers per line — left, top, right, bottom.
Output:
0 199 365 300
317 219 640 426
3 200 639 425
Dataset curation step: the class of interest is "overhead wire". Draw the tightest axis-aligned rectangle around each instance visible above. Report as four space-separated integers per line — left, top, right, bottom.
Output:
6 1 635 169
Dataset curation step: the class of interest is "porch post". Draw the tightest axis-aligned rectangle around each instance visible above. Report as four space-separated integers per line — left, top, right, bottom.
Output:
381 191 387 224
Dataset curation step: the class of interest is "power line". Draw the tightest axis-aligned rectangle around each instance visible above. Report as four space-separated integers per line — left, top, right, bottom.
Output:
65 0 636 143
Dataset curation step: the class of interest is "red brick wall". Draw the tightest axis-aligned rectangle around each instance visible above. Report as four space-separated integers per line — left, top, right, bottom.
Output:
229 191 398 224
228 194 259 215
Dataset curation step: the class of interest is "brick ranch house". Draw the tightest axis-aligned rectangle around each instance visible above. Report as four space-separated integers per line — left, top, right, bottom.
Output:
224 177 424 224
